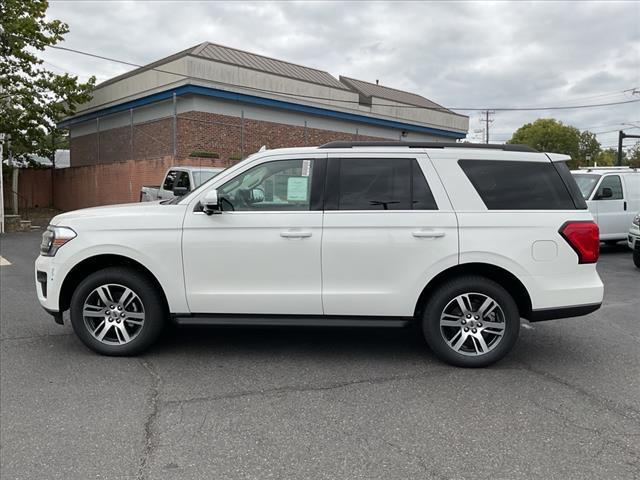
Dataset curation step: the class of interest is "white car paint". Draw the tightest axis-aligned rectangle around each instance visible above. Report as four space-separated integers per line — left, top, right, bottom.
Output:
572 168 640 241
36 145 603 323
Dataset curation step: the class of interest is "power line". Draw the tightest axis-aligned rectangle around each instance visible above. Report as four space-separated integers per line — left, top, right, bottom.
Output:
39 42 640 113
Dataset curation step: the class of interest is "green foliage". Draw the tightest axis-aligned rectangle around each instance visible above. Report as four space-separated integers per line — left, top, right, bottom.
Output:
507 118 601 168
189 150 220 158
595 148 617 166
0 0 95 164
626 142 640 168
228 153 243 161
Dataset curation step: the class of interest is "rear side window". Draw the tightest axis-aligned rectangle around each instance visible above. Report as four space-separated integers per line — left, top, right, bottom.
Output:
458 160 576 210
333 158 437 210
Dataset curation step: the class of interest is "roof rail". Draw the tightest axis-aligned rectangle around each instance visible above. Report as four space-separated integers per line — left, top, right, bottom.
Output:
317 141 538 152
577 166 633 170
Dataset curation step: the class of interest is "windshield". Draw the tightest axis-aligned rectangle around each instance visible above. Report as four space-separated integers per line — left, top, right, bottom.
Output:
192 169 223 187
572 174 600 199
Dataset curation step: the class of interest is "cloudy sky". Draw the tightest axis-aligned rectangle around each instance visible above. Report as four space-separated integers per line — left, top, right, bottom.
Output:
42 0 640 147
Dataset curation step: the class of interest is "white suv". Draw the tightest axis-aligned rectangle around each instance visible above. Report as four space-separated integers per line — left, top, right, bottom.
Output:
35 142 604 367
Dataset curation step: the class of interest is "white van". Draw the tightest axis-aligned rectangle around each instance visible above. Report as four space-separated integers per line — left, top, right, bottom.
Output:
571 167 640 243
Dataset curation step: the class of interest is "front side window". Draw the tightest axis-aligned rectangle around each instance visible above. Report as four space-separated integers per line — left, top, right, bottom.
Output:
174 171 191 190
595 175 623 200
335 158 437 210
163 170 178 190
218 159 314 211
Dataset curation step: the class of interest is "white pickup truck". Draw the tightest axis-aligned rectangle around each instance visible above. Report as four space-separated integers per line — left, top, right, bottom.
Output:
140 166 224 201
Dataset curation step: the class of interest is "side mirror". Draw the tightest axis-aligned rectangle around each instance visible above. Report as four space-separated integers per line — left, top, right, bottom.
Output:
597 187 613 200
202 189 221 215
249 188 265 203
173 186 188 197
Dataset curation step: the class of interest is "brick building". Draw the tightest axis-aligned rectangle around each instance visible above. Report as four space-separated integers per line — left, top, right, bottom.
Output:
60 42 469 168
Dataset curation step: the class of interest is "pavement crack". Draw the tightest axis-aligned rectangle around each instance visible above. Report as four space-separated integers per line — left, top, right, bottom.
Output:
515 360 640 424
164 369 450 407
137 358 163 480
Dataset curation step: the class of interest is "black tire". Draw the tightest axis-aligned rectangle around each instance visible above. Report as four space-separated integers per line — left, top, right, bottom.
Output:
421 276 520 368
70 266 166 356
634 246 640 269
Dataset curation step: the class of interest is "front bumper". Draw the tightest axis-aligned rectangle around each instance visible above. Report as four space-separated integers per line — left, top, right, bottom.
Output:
627 225 640 250
35 254 63 314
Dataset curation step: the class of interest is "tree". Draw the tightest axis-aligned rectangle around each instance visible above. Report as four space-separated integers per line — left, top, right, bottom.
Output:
595 148 617 166
626 142 640 168
507 118 601 168
0 0 95 165
578 130 600 166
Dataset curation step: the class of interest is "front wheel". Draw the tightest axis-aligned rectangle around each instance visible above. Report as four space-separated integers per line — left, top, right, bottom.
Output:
421 276 520 367
70 267 166 356
633 246 640 269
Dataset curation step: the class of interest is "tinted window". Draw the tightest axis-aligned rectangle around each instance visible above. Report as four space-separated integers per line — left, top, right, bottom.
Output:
219 159 313 211
174 171 190 190
412 161 438 210
163 170 177 190
553 162 587 208
336 159 437 210
596 175 623 200
458 160 576 210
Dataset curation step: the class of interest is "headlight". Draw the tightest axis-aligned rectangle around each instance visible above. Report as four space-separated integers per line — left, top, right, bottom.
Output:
40 226 76 257
634 214 640 227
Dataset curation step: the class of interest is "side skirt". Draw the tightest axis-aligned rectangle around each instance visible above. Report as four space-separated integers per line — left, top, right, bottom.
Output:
172 314 412 328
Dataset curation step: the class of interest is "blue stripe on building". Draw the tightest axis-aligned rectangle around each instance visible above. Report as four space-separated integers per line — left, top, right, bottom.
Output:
58 84 465 139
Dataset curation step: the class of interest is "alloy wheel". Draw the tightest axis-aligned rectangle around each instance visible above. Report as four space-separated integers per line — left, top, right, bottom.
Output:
82 283 145 345
439 292 506 356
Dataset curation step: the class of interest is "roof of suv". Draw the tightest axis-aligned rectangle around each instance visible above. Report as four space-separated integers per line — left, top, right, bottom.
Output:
318 141 537 152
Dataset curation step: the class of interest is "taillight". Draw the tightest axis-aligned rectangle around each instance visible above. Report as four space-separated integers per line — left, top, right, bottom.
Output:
559 221 599 264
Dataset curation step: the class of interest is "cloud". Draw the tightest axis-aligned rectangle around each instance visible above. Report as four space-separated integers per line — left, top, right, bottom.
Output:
44 0 640 146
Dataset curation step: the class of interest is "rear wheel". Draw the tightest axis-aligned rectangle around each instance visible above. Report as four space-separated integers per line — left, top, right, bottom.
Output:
70 267 166 356
421 276 520 367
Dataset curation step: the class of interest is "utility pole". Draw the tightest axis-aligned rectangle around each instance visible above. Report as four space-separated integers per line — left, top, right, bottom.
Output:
480 110 495 143
618 130 640 166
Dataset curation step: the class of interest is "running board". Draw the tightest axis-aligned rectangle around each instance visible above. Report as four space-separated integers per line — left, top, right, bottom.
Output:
172 314 411 328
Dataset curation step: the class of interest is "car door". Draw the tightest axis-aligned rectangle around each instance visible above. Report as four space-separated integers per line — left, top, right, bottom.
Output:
182 154 325 314
321 153 458 317
592 174 626 238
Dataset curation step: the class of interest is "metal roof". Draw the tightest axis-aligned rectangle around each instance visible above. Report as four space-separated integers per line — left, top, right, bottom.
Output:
191 42 349 90
339 76 461 116
97 42 350 91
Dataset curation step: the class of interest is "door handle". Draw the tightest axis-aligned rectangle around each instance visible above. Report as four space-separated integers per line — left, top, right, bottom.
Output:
412 230 445 238
280 230 312 238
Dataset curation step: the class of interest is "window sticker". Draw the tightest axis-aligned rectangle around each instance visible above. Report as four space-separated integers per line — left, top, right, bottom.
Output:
287 177 309 201
301 160 311 177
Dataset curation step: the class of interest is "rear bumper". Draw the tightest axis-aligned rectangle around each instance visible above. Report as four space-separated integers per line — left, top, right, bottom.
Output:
527 302 602 322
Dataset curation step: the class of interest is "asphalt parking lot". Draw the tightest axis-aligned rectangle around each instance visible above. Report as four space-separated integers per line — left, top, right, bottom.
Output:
1 231 639 480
